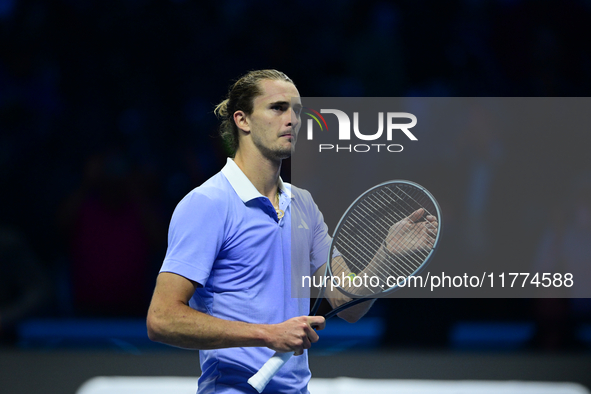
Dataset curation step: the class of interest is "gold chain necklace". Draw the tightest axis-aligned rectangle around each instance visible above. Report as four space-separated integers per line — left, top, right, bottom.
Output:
274 190 284 219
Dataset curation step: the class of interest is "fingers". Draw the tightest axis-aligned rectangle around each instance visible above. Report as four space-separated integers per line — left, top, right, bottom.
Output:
384 211 439 257
296 335 312 356
424 219 438 236
272 316 325 356
407 208 425 222
309 316 326 331
293 318 320 356
304 316 324 343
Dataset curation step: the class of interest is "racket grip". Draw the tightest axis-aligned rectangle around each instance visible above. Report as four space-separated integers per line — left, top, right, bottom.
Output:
247 351 293 393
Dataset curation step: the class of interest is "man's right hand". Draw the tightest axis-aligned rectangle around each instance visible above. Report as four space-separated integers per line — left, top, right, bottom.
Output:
264 316 325 356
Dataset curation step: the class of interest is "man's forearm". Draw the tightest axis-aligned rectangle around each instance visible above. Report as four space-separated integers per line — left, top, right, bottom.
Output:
147 272 323 353
314 263 375 323
147 301 269 350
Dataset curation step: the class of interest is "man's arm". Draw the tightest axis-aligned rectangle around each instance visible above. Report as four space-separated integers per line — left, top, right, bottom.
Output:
314 264 375 324
314 209 438 323
147 272 325 355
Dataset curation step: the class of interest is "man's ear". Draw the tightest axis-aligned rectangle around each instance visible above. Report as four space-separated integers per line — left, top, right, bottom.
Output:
234 110 250 134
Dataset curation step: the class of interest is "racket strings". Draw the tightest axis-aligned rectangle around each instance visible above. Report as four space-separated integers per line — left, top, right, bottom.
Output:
336 224 390 276
338 199 419 277
373 190 436 255
368 190 435 256
341 209 401 268
332 225 408 288
361 190 433 262
344 204 421 277
330 184 438 296
375 188 437 263
393 185 437 217
349 207 427 283
333 218 395 291
332 229 419 296
336 193 427 274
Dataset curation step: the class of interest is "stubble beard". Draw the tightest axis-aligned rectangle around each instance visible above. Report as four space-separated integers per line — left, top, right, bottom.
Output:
253 133 296 162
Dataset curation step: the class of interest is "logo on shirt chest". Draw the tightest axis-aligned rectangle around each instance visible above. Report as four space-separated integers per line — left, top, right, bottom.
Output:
298 218 309 230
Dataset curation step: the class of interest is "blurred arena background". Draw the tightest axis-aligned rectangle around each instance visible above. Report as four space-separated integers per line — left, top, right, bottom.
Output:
1 0 590 393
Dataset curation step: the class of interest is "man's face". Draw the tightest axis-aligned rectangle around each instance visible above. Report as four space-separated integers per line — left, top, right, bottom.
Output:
246 79 302 161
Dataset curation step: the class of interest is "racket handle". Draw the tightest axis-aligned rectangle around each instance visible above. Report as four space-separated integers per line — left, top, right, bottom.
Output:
247 351 293 393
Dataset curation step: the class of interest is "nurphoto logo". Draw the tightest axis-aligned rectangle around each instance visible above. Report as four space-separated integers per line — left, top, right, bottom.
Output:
303 108 418 153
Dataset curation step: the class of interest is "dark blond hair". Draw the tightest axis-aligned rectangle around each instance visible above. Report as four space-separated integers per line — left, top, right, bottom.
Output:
214 70 294 156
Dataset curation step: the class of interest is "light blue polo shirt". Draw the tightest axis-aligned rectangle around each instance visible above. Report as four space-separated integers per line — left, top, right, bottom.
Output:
161 158 331 393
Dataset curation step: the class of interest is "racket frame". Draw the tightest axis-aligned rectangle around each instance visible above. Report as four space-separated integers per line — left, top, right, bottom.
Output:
311 179 442 316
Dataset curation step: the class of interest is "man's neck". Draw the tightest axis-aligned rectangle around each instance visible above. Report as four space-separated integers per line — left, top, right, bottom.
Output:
233 150 282 200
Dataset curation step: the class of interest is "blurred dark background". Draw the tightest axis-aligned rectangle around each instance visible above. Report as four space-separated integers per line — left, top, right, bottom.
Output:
1 0 591 392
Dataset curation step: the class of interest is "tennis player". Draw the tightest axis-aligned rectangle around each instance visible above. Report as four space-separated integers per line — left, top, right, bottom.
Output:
147 70 376 393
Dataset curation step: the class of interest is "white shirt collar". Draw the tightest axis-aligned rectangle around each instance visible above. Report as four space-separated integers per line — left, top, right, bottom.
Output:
221 158 292 203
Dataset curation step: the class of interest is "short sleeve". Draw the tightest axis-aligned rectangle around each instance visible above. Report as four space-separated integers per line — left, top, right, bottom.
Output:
160 190 226 286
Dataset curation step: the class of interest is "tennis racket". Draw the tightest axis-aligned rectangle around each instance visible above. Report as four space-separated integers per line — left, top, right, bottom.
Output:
248 180 442 392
